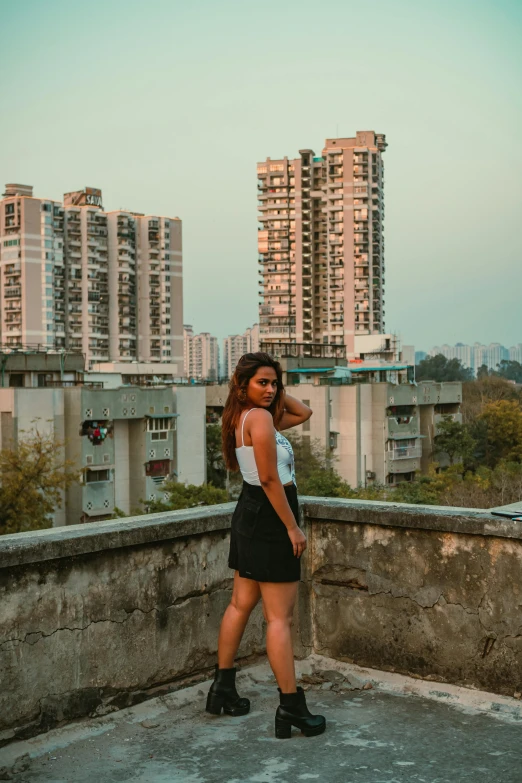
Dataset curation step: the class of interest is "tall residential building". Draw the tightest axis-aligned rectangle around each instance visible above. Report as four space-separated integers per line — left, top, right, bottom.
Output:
429 343 474 370
183 326 219 380
429 342 512 374
509 344 522 363
0 184 183 371
223 323 260 378
183 325 194 377
257 131 387 356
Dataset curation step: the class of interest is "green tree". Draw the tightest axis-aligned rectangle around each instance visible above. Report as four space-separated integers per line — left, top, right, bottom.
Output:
462 374 522 424
433 416 476 466
416 354 473 382
206 424 227 489
0 428 79 535
145 480 228 513
495 360 522 384
477 400 522 468
476 364 490 380
286 433 353 497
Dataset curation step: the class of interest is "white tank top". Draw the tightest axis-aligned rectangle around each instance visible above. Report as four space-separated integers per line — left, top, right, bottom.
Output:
235 408 296 486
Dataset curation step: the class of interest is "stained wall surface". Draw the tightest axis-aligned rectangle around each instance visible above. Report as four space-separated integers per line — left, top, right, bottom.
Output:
1 497 520 746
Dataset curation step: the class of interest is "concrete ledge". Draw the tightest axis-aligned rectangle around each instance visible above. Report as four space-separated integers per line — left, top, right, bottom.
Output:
0 503 236 569
301 496 522 540
3 496 521 572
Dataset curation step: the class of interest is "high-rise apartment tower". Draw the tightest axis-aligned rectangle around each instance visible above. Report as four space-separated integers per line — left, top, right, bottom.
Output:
0 185 183 371
257 131 387 356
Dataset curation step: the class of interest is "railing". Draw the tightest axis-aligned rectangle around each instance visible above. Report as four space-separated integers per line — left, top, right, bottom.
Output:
388 446 422 460
260 341 346 360
43 380 104 388
0 343 85 356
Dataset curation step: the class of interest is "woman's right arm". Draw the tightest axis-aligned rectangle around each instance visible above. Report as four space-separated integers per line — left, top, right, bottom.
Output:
248 409 307 558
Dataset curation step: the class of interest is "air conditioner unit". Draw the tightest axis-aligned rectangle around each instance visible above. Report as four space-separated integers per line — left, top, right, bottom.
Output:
366 471 376 480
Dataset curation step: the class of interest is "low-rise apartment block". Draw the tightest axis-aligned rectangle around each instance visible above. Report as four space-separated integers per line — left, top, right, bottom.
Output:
0 351 206 525
206 343 462 487
0 184 183 371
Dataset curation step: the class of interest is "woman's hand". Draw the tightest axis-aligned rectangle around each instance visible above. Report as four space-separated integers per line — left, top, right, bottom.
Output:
287 524 307 558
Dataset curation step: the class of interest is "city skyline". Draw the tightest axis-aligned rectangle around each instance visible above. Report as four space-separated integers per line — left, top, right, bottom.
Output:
1 0 521 349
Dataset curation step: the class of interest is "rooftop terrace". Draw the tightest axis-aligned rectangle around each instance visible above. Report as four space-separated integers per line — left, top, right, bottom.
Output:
1 497 521 780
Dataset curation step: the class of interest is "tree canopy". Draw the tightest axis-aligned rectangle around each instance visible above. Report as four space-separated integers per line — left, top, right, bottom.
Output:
0 428 79 534
432 416 476 466
415 354 473 382
145 480 228 513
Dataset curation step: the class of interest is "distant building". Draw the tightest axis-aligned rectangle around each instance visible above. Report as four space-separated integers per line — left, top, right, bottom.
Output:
206 344 462 487
509 344 522 363
428 342 514 374
223 324 260 378
415 351 427 364
183 326 219 380
0 349 206 524
0 184 183 371
401 345 415 366
429 343 473 370
257 131 387 354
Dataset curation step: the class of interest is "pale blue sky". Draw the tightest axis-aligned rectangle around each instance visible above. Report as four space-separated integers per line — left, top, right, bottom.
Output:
2 0 521 352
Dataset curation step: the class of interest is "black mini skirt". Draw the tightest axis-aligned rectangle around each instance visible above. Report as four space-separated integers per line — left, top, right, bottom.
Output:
228 481 301 583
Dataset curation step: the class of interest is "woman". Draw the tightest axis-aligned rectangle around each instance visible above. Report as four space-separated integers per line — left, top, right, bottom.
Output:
206 352 326 739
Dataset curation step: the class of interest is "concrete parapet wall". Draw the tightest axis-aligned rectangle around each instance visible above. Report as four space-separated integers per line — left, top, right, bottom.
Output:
302 498 522 698
0 497 520 745
0 506 268 745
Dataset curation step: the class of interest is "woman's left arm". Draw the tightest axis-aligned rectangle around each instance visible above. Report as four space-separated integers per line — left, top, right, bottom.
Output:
278 391 313 431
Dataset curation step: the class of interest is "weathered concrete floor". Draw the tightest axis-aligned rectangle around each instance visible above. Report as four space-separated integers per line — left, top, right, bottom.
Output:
3 657 521 783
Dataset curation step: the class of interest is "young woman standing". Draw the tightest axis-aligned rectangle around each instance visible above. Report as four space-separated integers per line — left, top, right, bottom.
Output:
206 352 326 739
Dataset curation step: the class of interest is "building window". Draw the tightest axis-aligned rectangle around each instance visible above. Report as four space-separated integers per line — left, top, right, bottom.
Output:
147 416 175 438
147 416 172 432
85 468 111 483
146 459 170 477
9 374 24 388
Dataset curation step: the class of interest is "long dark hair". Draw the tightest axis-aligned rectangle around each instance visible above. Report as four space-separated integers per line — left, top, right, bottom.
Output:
222 352 284 471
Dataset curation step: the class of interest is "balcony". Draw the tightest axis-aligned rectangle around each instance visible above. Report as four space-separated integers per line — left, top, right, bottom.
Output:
4 288 21 298
388 414 420 438
1 497 520 778
388 445 422 460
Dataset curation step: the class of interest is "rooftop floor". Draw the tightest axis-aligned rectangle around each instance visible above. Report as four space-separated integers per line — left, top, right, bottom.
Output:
3 656 521 783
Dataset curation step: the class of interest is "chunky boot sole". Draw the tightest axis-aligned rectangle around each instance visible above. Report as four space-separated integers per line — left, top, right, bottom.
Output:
275 716 326 739
206 692 250 717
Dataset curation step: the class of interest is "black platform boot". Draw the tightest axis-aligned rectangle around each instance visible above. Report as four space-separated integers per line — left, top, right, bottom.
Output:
205 666 250 716
275 686 326 738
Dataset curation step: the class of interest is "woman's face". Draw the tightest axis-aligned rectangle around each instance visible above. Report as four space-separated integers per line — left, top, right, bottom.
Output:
246 366 279 408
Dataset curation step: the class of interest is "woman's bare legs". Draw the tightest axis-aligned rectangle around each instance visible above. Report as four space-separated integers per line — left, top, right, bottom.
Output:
217 571 261 668
259 581 299 693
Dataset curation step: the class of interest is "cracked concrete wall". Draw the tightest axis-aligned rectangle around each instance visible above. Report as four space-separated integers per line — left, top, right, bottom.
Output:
1 496 520 746
0 507 268 744
305 500 522 698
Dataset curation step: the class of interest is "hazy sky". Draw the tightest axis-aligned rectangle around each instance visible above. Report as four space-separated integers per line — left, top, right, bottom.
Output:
2 0 521 352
